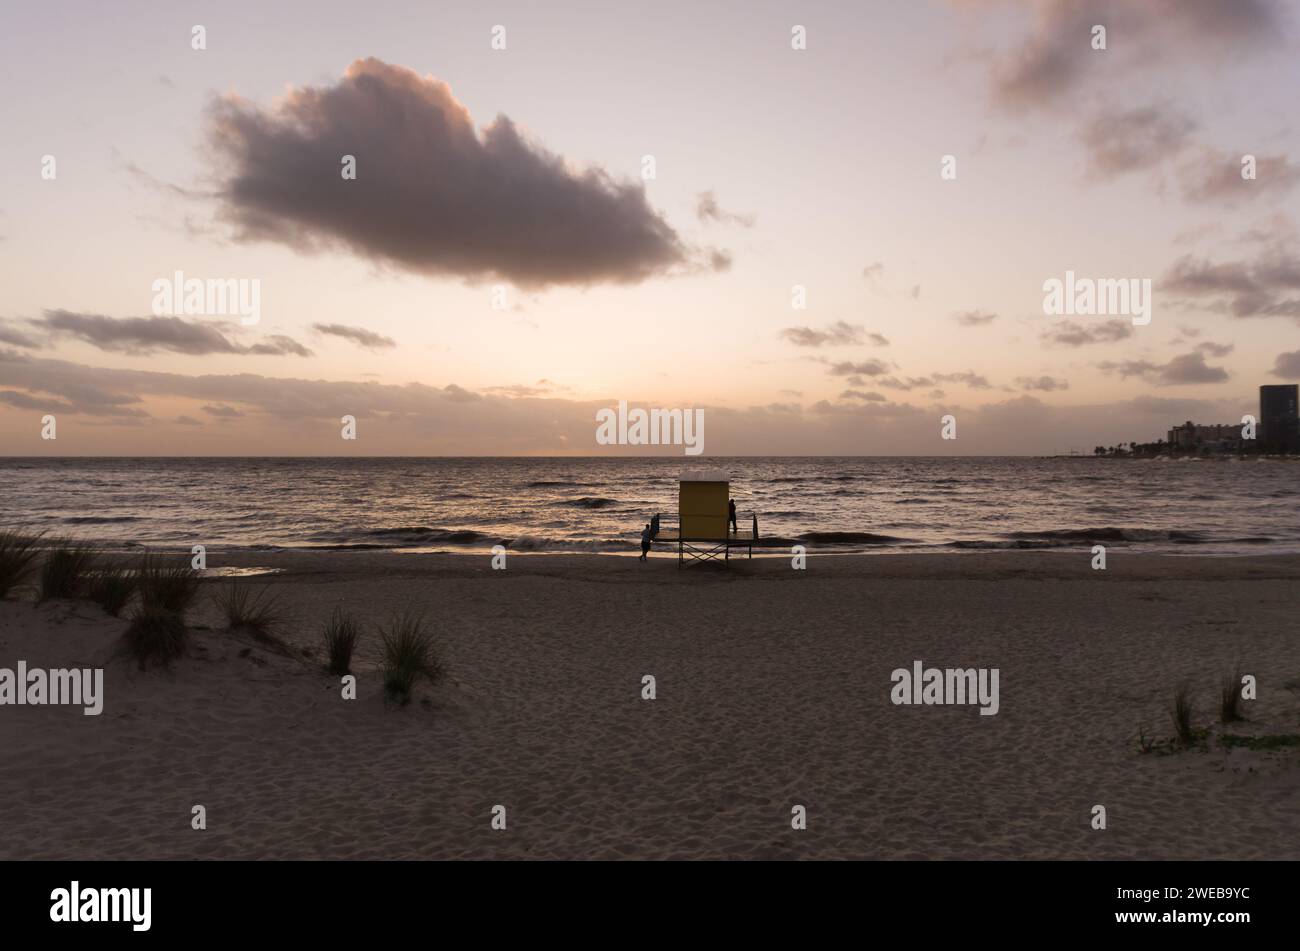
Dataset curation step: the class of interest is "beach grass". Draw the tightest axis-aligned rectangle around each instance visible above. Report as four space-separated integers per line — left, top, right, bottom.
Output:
88 561 136 617
0 530 44 598
379 611 442 706
123 603 188 668
213 583 287 642
1170 682 1196 747
138 552 202 615
322 607 362 676
1220 666 1246 724
1218 733 1300 751
39 539 98 601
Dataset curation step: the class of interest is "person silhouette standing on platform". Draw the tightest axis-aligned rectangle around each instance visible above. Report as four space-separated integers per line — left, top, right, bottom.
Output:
728 499 738 535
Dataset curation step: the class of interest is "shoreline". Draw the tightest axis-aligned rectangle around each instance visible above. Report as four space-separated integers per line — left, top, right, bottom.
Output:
15 539 1300 560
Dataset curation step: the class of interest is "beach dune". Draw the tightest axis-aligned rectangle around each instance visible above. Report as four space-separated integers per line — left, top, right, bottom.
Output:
2 550 1298 860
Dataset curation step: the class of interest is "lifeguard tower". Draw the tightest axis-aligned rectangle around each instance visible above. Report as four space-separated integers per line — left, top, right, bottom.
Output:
654 469 758 567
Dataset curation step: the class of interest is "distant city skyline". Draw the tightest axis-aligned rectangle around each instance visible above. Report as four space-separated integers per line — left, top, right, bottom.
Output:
2 0 1299 455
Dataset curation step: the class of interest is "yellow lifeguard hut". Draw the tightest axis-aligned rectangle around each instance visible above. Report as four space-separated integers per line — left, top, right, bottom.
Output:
656 469 757 566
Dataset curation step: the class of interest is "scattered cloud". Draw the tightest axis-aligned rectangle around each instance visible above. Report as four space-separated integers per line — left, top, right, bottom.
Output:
1161 250 1300 319
202 404 245 418
1017 375 1069 392
983 0 1283 110
0 348 1263 454
839 389 888 402
825 359 891 377
780 321 887 348
1271 350 1300 378
481 379 573 398
1079 105 1196 179
1097 350 1230 385
878 376 934 391
1178 150 1300 204
955 310 998 327
0 321 41 349
695 191 755 228
36 310 313 357
312 322 396 349
932 370 992 389
1040 320 1135 347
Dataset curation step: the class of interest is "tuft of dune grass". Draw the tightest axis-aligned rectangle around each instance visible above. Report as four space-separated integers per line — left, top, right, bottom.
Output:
322 607 362 676
124 603 187 669
39 539 97 602
0 530 44 598
1170 682 1196 747
88 560 136 617
138 552 201 616
379 611 443 706
213 583 288 641
1220 665 1246 724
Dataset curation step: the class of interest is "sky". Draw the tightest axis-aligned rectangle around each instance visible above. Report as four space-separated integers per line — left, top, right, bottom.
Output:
2 0 1299 455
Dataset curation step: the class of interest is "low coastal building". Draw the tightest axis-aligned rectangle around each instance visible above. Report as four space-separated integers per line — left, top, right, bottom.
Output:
1165 421 1242 454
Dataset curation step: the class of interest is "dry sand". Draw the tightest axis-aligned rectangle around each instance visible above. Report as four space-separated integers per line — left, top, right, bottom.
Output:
2 549 1298 859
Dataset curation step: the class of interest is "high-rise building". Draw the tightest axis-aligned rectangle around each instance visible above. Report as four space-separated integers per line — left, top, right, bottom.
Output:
1260 384 1300 453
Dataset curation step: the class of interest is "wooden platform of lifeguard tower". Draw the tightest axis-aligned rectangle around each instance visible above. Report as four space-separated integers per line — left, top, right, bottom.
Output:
654 524 757 565
652 471 758 567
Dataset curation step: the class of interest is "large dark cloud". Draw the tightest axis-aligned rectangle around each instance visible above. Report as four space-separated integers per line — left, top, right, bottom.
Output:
36 310 313 357
207 58 701 288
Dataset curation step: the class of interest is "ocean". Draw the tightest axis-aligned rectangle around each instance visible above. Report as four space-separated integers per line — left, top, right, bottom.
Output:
2 456 1297 555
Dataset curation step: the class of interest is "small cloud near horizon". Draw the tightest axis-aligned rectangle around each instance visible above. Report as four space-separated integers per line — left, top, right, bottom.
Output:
780 322 888 348
312 323 396 350
36 310 312 357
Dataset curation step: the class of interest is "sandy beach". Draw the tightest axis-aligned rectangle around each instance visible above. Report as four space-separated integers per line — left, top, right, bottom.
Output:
2 549 1298 860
